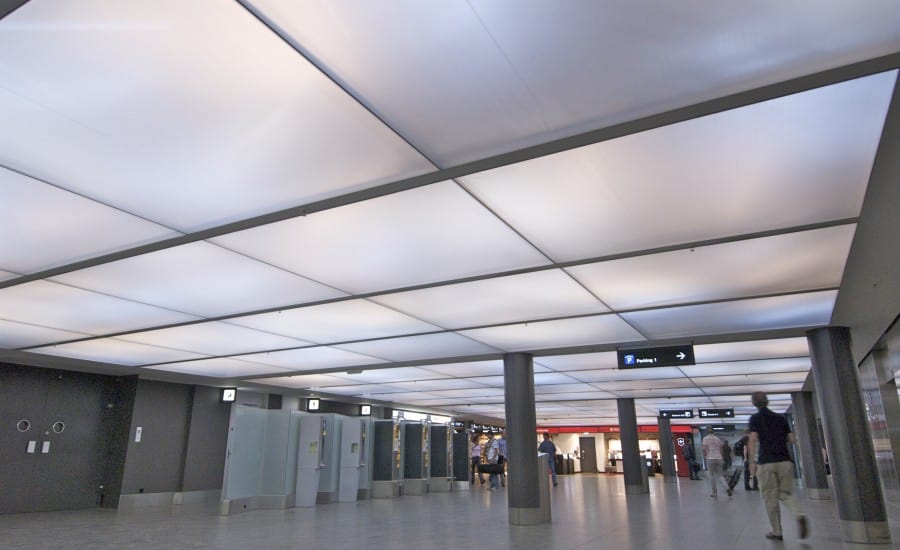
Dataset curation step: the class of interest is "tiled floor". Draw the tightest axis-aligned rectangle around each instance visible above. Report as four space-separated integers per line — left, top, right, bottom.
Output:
1 474 898 549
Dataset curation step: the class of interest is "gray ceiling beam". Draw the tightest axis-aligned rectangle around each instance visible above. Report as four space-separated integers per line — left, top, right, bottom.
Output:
0 54 895 292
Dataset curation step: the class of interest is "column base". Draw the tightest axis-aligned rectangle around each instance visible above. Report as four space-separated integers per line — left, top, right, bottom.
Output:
841 520 891 544
625 484 649 494
509 506 550 526
662 475 678 484
805 487 831 500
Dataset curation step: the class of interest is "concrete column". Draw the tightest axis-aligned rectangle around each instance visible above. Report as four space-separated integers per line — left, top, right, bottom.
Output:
617 398 647 494
808 327 890 544
503 353 545 525
790 391 830 499
657 416 676 482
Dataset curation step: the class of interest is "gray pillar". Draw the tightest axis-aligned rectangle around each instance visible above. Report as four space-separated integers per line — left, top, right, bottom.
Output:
808 327 890 544
617 398 647 494
503 353 544 525
790 392 830 499
657 416 677 482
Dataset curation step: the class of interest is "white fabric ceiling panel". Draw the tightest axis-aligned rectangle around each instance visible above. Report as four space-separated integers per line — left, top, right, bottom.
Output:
0 1 433 232
227 299 439 344
692 371 808 387
398 398 472 407
0 280 197 337
421 360 504 377
694 338 809 363
460 315 644 352
702 384 802 396
389 379 489 392
0 320 87 349
235 346 384 372
213 181 549 294
622 291 837 340
313 384 402 396
122 321 308 356
335 332 498 362
365 391 444 403
533 372 582 386
470 376 505 388
53 242 344 318
535 391 615 402
463 73 894 262
30 338 207 367
0 270 17 283
427 388 505 398
253 373 352 389
615 388 706 398
148 358 291 378
591 378 695 391
680 357 811 378
371 270 607 329
566 366 684 383
536 352 618 372
567 226 855 310
534 383 595 395
326 367 448 384
248 2 900 166
0 167 178 274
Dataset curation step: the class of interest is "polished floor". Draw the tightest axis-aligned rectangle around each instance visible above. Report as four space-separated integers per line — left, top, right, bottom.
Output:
2 474 898 550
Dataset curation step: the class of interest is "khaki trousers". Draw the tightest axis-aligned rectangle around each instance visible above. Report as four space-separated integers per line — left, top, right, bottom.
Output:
757 461 801 536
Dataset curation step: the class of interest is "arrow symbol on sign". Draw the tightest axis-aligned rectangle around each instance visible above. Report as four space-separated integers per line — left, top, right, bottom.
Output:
676 352 686 360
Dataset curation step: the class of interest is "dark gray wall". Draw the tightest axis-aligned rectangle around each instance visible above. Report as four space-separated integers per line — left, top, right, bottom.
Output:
121 380 192 494
833 74 899 361
181 386 231 492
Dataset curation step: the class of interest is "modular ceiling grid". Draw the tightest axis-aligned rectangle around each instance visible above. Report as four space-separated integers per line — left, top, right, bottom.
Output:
1 2 899 426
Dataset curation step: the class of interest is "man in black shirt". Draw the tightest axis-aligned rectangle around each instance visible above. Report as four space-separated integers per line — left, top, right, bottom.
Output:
748 391 809 541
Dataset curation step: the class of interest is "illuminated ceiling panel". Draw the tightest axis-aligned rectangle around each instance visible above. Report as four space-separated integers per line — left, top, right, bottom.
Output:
122 321 309 357
53 242 344 317
0 166 178 275
336 332 498 362
680 358 811 378
253 373 352 389
249 1 900 166
694 338 809 363
147 357 292 378
622 291 837 340
236 346 384 372
29 338 206 367
227 299 439 344
567 226 855 310
0 280 197 337
0 0 433 231
372 270 607 329
703 384 803 396
213 181 549 294
389 379 489 392
326 367 449 384
463 73 893 262
460 315 644 352
0 319 87 349
536 352 618 372
420 360 504 377
567 367 685 383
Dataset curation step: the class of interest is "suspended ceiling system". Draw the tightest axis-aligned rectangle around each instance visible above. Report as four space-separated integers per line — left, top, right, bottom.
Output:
2 1 899 426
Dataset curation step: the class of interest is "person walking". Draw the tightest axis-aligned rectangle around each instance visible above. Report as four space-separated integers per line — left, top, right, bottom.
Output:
682 440 700 480
734 433 758 491
538 433 558 487
497 430 508 487
702 429 731 497
486 435 502 491
748 391 809 541
470 435 485 485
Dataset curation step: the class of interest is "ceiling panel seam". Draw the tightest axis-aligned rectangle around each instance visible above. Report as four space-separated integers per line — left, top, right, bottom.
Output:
0 52 892 290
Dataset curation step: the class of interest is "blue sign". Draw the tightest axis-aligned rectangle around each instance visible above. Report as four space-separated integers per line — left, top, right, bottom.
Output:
624 354 636 365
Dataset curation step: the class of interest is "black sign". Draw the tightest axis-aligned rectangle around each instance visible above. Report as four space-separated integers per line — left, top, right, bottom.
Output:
618 345 695 369
698 408 734 418
659 409 694 419
711 424 736 432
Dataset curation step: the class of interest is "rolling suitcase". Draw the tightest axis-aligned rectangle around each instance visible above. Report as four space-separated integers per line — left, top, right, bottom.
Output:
727 467 742 492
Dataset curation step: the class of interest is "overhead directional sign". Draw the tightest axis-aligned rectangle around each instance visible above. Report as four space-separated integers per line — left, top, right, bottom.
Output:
618 345 695 369
698 408 734 418
711 424 736 432
659 409 694 419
